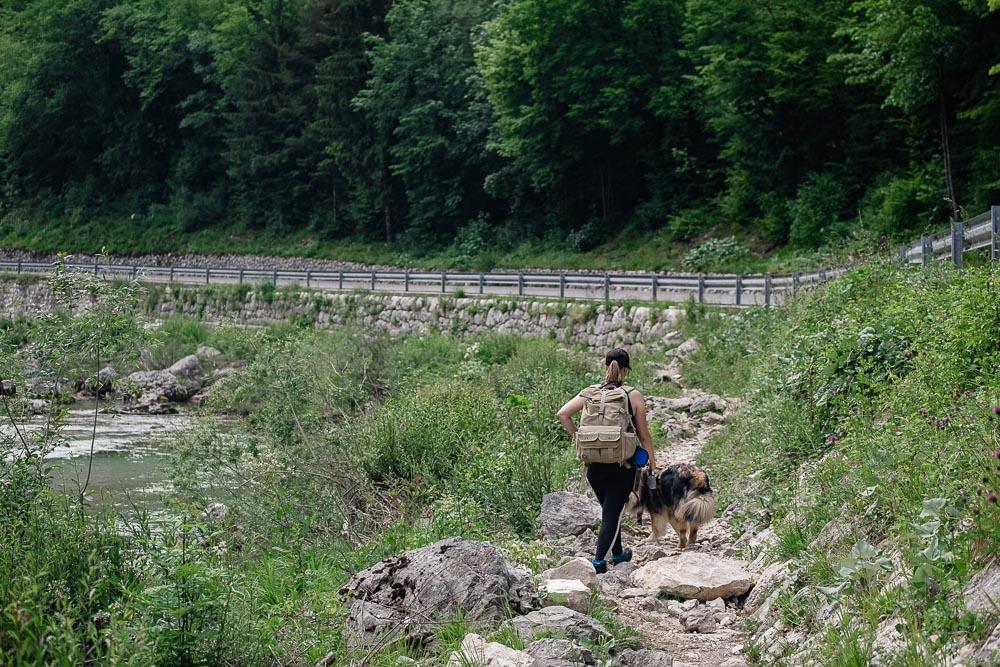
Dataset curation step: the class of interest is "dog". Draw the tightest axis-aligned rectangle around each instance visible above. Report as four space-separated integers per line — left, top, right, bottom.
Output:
627 463 717 549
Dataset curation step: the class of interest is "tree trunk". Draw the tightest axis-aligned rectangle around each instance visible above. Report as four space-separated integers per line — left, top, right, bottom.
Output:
939 92 958 220
384 202 393 244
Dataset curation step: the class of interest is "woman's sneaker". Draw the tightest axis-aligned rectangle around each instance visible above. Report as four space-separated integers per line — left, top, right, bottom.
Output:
611 548 632 565
592 559 608 574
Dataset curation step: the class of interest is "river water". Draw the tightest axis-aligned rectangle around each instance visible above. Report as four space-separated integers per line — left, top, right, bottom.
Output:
37 402 193 510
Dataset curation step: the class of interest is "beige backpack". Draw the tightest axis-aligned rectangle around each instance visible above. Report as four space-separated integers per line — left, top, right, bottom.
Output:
575 384 638 464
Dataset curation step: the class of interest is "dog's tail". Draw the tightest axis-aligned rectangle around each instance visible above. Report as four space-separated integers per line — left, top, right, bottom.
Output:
680 490 717 525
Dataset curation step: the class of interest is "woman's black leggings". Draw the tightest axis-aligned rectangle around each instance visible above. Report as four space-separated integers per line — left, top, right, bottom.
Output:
586 462 636 561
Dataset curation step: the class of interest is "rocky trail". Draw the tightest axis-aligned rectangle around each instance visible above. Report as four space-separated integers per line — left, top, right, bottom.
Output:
537 346 752 666
340 343 771 666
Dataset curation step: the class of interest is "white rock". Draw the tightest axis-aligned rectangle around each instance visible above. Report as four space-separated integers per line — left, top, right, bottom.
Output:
447 633 536 667
539 579 591 614
632 552 753 600
538 558 598 590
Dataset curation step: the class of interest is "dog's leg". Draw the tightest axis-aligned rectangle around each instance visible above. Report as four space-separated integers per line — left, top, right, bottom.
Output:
674 519 688 549
650 512 669 543
688 525 699 547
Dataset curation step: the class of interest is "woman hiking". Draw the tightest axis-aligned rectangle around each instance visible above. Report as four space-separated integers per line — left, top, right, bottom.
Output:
556 347 656 573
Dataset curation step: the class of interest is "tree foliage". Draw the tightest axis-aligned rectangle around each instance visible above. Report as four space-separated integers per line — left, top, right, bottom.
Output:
1 0 1000 252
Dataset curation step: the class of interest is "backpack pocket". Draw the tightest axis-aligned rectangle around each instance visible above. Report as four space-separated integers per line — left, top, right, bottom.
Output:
576 426 637 464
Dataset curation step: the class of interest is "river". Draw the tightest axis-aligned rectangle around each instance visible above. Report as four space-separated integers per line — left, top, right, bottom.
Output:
36 402 194 511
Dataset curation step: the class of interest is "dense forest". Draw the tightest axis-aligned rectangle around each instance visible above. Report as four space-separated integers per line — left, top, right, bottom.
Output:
2 0 1000 256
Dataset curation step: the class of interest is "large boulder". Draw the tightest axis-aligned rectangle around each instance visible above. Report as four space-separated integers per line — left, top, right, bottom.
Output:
665 338 700 360
340 537 535 650
538 492 600 537
127 370 187 402
167 354 204 393
631 552 753 601
510 606 611 644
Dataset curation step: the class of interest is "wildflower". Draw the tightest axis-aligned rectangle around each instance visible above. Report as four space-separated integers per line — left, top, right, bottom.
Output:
918 408 927 414
965 390 974 396
993 405 1000 415
851 405 859 414
827 435 838 443
995 449 1000 459
989 492 998 504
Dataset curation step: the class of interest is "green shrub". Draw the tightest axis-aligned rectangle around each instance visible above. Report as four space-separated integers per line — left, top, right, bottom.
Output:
681 236 750 272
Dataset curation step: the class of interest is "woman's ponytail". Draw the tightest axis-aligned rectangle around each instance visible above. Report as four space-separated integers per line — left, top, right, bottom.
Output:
604 360 628 385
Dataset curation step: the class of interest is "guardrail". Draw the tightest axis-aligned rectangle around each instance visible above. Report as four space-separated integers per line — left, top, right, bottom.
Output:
896 206 1000 267
1 206 994 308
0 260 847 307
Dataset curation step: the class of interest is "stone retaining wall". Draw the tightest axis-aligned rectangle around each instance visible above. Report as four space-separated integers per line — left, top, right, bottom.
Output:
0 279 682 350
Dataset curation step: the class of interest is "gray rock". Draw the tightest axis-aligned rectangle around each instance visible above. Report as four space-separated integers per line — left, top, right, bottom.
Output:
26 399 49 415
167 354 204 391
653 370 681 386
448 633 535 667
524 638 595 666
510 606 611 644
539 492 600 537
196 345 221 360
619 648 673 666
666 338 700 360
964 560 1000 614
539 558 598 590
658 397 693 412
539 579 591 614
632 552 753 600
689 394 725 414
745 560 792 614
871 615 906 659
340 537 535 649
127 370 187 402
681 605 718 633
597 562 636 596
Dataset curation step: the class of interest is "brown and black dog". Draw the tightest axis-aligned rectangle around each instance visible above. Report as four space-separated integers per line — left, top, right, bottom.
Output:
627 463 717 549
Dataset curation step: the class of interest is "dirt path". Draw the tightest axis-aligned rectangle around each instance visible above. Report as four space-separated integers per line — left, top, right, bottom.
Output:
609 379 750 667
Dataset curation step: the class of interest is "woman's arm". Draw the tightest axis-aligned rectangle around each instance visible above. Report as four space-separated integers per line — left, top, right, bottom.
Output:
556 395 586 436
630 391 657 468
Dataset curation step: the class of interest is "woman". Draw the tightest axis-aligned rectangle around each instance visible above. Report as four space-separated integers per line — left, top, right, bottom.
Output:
557 347 656 573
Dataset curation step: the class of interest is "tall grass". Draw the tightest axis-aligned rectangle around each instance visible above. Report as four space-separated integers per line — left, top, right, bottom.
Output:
692 260 1000 661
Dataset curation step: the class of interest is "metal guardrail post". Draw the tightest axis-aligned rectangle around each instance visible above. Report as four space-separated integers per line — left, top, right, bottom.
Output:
604 274 610 301
992 205 1000 262
819 269 827 281
698 275 705 303
952 221 964 269
272 270 278 286
205 269 210 284
404 271 410 292
171 267 176 282
441 272 446 294
338 272 344 290
16 260 21 274
237 269 242 284
518 272 524 297
922 236 932 266
94 261 99 275
132 265 138 280
651 275 658 301
560 273 566 299
306 270 311 288
371 272 376 290
765 274 773 307
479 273 484 294
793 273 800 294
735 276 742 305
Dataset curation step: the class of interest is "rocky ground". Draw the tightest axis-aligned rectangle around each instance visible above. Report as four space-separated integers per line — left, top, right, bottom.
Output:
540 340 751 667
